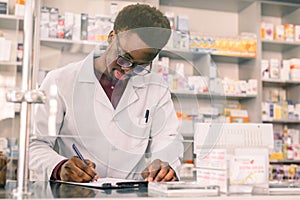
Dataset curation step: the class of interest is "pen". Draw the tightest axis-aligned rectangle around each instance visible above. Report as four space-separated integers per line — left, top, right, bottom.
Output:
145 109 149 123
72 143 88 165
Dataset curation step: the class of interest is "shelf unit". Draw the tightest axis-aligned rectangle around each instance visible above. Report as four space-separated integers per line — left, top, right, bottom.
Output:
260 1 300 124
40 37 108 49
171 90 257 100
0 10 23 183
260 1 300 169
0 61 22 66
159 0 260 126
0 13 23 123
263 119 300 124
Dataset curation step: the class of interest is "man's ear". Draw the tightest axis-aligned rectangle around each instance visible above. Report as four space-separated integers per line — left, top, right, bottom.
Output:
107 30 116 44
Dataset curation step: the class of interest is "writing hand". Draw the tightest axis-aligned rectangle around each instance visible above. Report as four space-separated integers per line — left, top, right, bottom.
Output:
59 156 99 182
142 159 177 182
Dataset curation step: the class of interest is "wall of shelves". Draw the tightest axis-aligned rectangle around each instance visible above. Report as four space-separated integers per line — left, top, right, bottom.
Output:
260 1 300 170
0 13 23 118
0 6 23 171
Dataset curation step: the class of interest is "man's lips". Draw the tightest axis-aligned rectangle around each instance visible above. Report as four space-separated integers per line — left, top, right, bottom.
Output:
114 69 126 80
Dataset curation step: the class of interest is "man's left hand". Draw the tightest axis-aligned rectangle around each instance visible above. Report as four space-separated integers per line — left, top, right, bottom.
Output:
142 159 177 182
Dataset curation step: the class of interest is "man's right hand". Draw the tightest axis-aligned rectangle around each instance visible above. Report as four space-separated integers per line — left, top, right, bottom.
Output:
58 156 99 182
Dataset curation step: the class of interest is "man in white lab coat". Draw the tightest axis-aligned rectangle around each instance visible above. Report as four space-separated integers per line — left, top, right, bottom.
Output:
29 4 183 183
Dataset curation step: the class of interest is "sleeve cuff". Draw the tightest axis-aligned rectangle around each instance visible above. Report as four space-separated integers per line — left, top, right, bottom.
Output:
50 159 68 180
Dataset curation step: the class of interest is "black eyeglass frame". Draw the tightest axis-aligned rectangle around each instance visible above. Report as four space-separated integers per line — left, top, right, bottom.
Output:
115 33 155 75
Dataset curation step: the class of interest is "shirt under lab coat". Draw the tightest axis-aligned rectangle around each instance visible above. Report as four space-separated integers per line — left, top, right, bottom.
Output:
29 49 184 181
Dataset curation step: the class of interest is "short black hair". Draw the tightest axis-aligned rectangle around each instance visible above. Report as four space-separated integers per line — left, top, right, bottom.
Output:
114 4 171 50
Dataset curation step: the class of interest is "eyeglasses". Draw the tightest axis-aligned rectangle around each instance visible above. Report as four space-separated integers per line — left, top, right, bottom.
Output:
115 34 152 76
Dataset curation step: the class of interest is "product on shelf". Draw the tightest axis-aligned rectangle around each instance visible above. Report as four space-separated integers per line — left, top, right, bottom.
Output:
290 59 300 81
269 126 300 162
222 102 249 123
15 0 25 16
0 0 8 14
64 12 74 39
57 15 65 38
269 164 300 182
261 58 300 81
295 25 300 41
274 25 285 41
261 21 273 40
262 101 299 122
40 7 50 38
16 43 23 62
87 16 95 41
284 24 294 42
80 13 88 40
49 7 59 38
39 6 114 44
0 31 11 61
94 15 112 42
261 59 269 79
261 21 300 42
189 33 257 57
269 59 280 79
187 76 208 93
72 13 81 41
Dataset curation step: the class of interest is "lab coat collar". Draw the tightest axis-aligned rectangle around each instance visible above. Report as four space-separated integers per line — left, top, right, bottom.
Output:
78 48 102 83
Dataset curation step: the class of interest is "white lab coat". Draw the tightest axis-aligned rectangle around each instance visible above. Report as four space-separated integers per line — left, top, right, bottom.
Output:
29 49 184 181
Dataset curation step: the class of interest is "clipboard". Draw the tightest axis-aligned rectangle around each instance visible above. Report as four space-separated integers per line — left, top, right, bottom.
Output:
54 178 148 190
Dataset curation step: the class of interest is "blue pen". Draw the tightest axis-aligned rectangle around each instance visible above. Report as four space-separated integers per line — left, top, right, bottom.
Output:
72 143 88 165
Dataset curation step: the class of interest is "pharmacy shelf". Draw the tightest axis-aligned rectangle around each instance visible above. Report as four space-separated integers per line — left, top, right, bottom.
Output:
263 119 300 124
262 79 300 87
160 0 254 12
262 39 300 52
40 37 108 46
160 49 206 60
0 14 23 20
40 37 108 50
160 49 255 63
270 160 300 164
0 14 23 30
171 90 257 100
0 61 22 66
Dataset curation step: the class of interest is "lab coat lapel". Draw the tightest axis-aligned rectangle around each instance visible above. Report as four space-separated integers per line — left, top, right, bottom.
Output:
113 79 139 116
78 50 113 110
73 51 111 162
